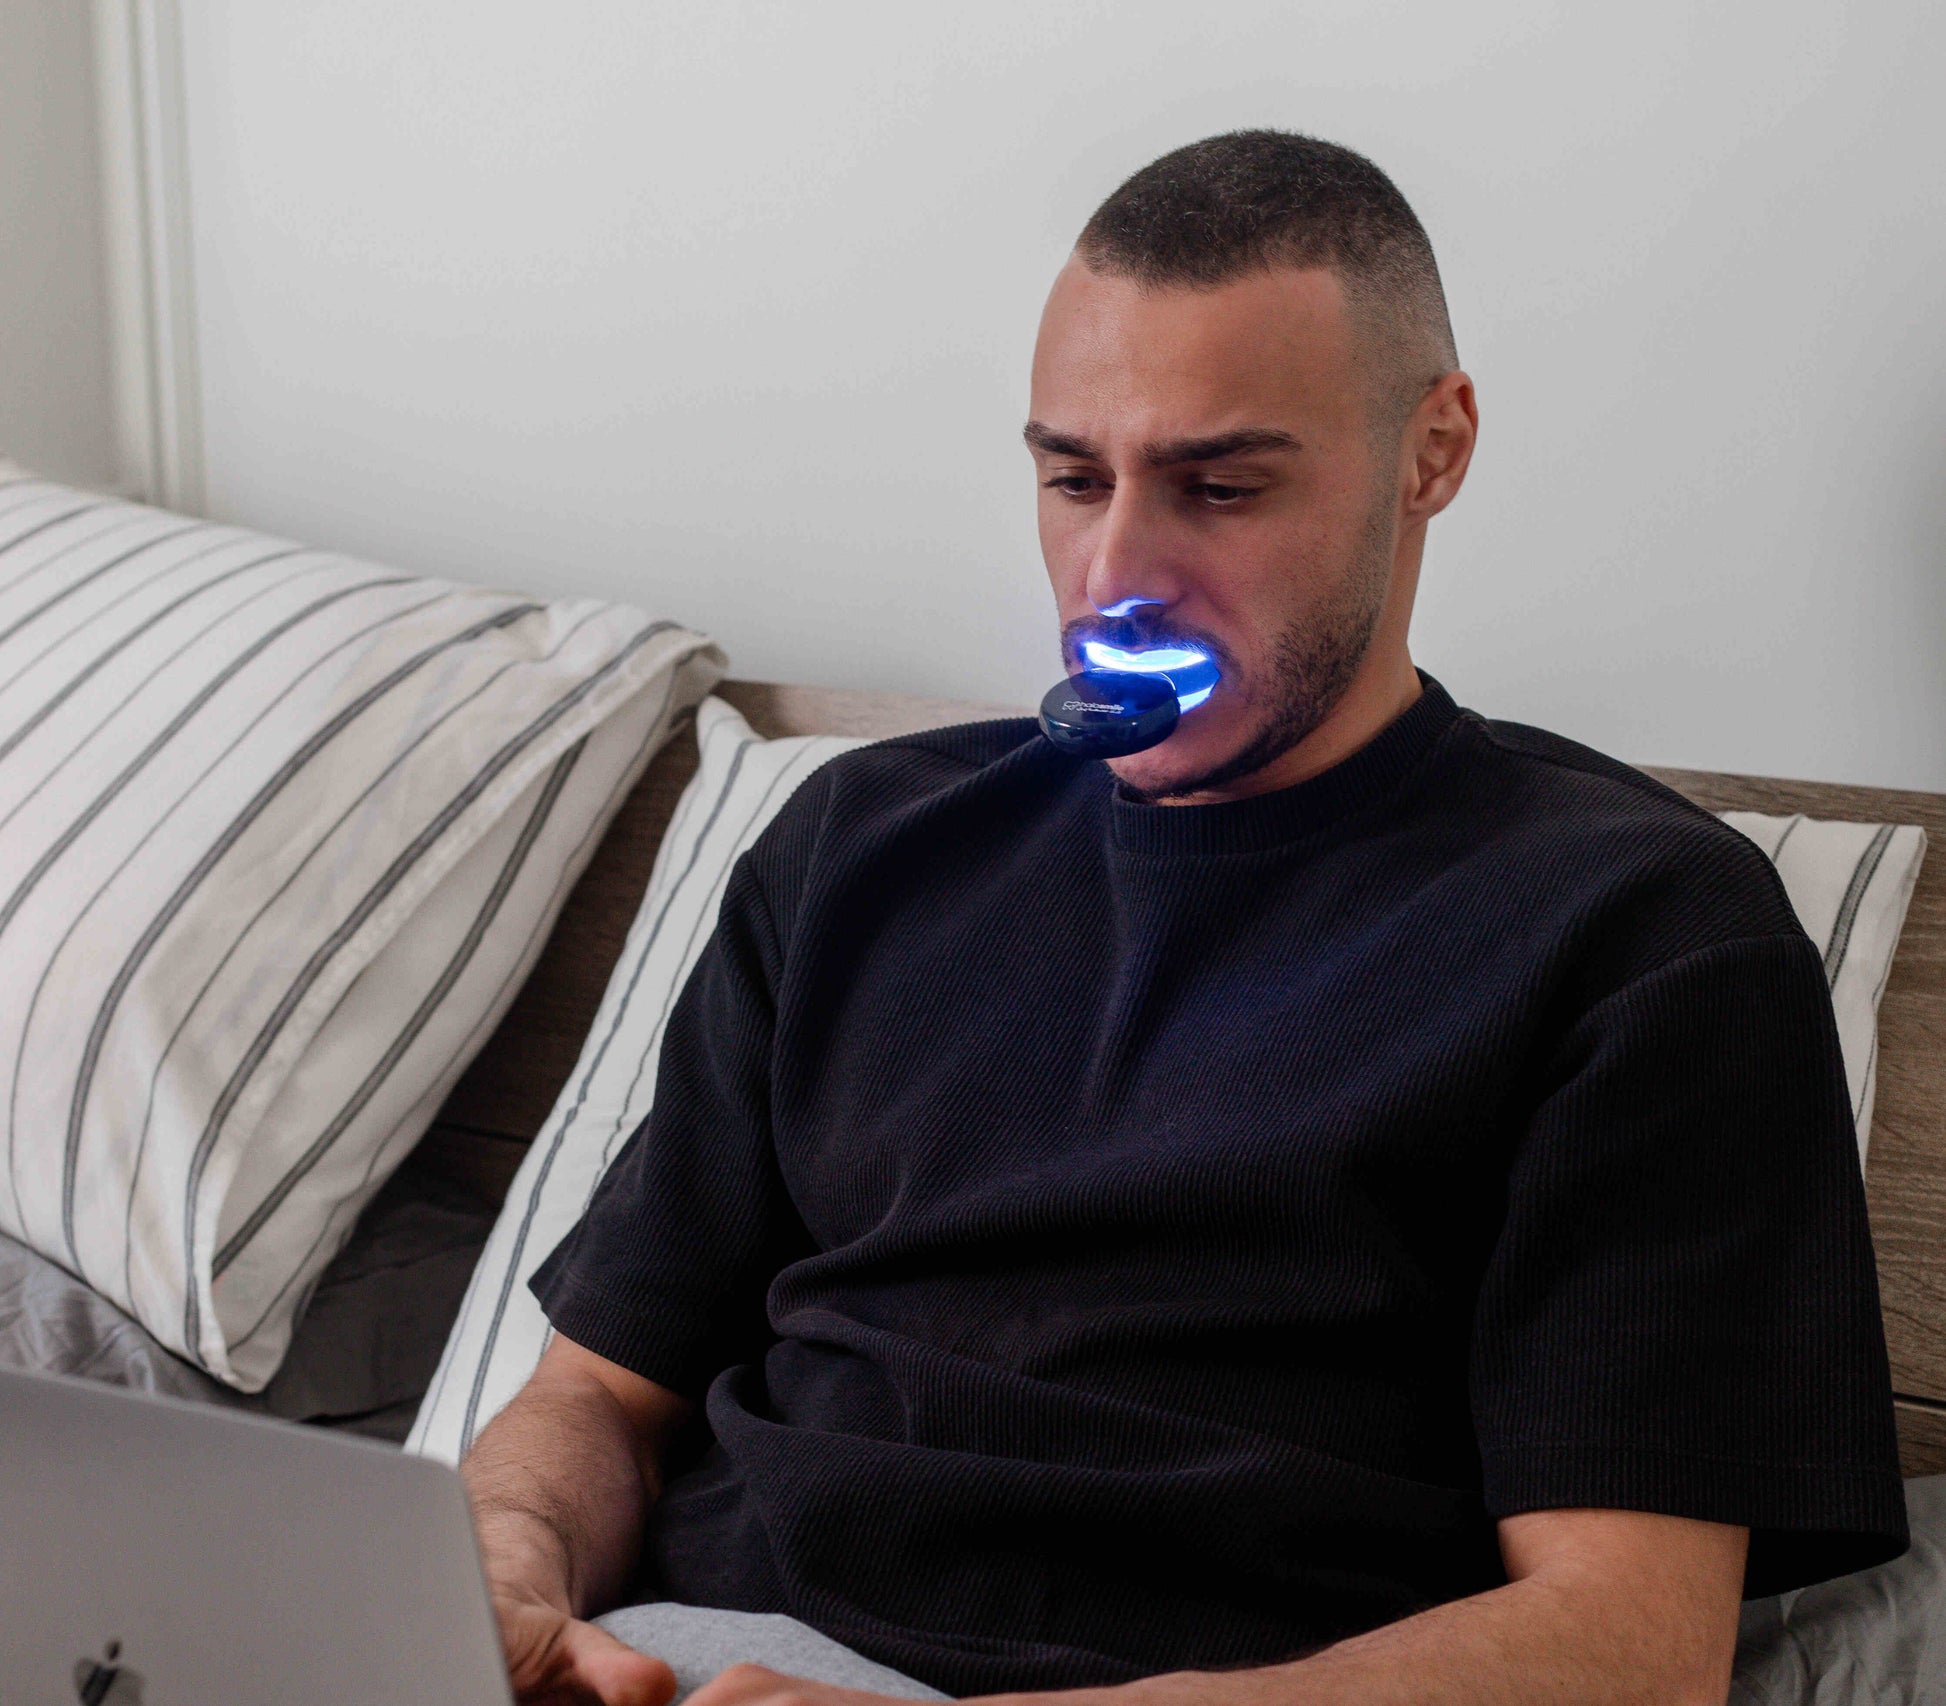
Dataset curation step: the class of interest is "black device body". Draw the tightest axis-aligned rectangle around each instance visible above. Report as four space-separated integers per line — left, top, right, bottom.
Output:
1037 669 1180 759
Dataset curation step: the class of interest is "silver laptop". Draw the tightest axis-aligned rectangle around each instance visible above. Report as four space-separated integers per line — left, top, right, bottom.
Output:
0 1364 513 1705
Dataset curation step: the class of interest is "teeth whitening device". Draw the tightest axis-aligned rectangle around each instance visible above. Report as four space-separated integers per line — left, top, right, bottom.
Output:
1037 635 1220 760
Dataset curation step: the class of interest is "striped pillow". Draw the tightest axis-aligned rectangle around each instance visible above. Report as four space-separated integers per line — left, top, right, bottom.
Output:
0 463 723 1390
1723 811 1927 1166
410 695 864 1460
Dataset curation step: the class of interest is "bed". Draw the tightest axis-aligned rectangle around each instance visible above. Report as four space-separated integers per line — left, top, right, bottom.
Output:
6 670 1941 1698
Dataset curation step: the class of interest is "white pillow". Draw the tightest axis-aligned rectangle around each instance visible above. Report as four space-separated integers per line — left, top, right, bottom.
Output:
1721 811 1927 1167
409 695 864 1460
0 463 723 1390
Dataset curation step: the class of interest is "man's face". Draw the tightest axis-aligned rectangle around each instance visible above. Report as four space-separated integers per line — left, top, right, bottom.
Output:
1028 259 1404 800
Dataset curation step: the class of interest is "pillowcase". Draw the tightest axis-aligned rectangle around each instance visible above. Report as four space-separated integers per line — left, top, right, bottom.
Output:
0 462 723 1390
1721 811 1927 1165
409 694 865 1460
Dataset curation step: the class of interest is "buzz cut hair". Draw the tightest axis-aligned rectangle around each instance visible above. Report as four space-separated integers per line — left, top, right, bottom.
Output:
1076 131 1459 428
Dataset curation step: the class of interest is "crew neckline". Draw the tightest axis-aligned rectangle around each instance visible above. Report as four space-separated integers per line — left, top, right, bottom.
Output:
1107 673 1461 857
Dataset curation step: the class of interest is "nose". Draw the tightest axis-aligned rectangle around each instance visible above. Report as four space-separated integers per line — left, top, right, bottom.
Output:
1083 487 1181 622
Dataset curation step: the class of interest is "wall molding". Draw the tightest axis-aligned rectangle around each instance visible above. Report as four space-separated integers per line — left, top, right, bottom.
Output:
91 0 203 511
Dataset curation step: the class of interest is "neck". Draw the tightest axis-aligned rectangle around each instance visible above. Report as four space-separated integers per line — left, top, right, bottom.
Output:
1168 643 1423 805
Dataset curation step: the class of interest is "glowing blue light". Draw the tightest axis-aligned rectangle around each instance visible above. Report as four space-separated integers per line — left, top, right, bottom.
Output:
1096 596 1164 618
1081 639 1209 675
1079 637 1220 714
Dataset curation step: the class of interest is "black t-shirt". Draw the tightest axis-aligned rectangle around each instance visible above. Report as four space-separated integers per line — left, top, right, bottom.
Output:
533 676 1905 1696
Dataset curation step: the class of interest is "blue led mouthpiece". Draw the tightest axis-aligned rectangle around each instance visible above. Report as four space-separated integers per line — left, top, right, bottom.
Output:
1038 670 1178 758
1037 638 1220 759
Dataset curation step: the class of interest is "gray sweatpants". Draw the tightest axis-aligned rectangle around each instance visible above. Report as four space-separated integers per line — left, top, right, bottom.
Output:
597 1603 951 1702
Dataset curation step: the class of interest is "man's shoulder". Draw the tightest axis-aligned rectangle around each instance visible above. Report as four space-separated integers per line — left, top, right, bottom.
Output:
1447 710 1802 945
1460 712 1741 842
756 715 1049 851
836 715 1046 780
787 714 1042 808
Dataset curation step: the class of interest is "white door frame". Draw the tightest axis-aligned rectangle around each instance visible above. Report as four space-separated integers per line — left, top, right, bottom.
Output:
91 0 203 512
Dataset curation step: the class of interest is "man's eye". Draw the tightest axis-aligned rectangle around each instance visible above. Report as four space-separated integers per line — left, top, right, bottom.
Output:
1192 481 1253 505
1043 475 1106 498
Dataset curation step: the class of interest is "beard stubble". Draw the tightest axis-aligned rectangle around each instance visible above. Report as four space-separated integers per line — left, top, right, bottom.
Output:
1133 494 1398 803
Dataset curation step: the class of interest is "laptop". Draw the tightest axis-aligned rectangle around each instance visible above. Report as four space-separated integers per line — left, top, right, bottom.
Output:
0 1364 514 1705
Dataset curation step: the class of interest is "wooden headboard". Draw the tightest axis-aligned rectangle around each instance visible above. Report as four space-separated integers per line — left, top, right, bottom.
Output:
1643 765 1946 1476
420 682 1946 1475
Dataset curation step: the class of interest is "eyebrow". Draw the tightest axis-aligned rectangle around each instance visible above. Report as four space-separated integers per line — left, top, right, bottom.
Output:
1022 421 1300 466
1143 428 1299 466
1022 421 1099 458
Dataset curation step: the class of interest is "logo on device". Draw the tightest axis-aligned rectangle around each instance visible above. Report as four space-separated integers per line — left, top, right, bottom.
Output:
73 1640 144 1705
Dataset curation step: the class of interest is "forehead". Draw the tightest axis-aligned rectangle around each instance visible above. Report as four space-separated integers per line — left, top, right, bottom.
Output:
1029 259 1363 439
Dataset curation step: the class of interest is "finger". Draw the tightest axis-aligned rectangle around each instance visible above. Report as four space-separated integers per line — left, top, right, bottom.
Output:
558 1618 680 1706
684 1663 797 1704
683 1664 910 1706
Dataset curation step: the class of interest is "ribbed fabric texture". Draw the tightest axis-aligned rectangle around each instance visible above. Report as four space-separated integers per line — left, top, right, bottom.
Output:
534 677 1905 1696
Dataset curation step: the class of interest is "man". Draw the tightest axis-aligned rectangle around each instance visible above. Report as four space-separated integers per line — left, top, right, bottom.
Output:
464 132 1905 1706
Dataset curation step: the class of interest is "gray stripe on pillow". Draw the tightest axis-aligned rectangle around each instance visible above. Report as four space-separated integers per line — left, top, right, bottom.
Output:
106 589 467 1304
595 740 833 1174
214 739 587 1296
1851 875 1911 1126
0 484 51 520
174 622 679 1349
0 576 419 977
3 575 431 1233
52 599 539 1266
409 727 669 1436
0 513 158 611
456 729 756 1453
0 525 236 702
110 605 612 1238
0 543 303 772
0 519 204 654
0 554 339 844
1825 824 1895 986
0 500 108 570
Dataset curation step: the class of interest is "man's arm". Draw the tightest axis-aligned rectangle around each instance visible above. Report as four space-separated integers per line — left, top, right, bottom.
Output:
683 1507 1749 1706
1106 1506 1750 1706
462 1333 693 1706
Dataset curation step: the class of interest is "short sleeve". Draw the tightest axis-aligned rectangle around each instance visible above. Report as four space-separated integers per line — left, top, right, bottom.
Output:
1471 933 1908 1594
529 849 811 1398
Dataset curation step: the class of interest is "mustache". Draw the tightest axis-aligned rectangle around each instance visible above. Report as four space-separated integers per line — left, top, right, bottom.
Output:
1058 614 1235 681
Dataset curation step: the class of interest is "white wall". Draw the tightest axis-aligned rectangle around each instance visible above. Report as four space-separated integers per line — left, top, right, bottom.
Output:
0 0 117 488
173 1 1946 787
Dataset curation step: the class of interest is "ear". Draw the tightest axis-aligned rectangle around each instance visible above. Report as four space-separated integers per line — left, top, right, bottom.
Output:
1400 371 1477 524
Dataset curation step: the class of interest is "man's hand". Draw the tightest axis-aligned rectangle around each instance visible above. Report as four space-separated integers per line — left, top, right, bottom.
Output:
492 1581 677 1706
684 1665 929 1706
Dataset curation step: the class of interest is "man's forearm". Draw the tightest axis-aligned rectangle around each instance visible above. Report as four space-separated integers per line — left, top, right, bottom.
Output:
1062 1577 1720 1706
965 1511 1746 1706
462 1362 660 1616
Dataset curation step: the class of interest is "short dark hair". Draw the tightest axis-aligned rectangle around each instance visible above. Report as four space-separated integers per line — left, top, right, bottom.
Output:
1077 131 1457 423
